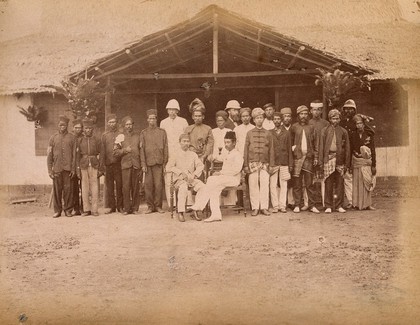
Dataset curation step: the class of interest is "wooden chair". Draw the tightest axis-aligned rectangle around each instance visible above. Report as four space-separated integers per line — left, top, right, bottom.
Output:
204 160 249 218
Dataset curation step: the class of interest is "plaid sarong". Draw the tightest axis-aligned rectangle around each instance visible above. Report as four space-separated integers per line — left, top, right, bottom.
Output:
323 153 336 180
249 161 269 173
279 165 291 181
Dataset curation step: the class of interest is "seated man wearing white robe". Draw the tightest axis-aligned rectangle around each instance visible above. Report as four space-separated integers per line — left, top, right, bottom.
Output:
166 133 204 222
190 131 244 223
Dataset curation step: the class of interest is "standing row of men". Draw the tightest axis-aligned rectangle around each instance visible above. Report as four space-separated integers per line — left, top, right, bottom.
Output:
48 97 375 220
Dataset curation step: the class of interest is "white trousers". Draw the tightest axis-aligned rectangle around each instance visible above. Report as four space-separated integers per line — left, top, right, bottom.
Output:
269 170 288 210
191 175 239 219
176 180 204 213
249 169 269 210
343 170 353 205
81 166 99 214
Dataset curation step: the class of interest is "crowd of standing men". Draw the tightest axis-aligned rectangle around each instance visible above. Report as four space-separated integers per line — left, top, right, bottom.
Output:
47 97 376 222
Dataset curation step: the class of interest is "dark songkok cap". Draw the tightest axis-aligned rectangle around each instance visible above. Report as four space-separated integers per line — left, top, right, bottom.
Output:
263 103 274 110
82 118 94 127
273 111 281 117
215 110 228 120
58 115 70 125
224 131 236 141
72 119 83 127
146 109 157 117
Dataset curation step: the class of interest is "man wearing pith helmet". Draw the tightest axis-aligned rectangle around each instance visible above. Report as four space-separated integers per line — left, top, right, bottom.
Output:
224 99 241 130
160 99 188 209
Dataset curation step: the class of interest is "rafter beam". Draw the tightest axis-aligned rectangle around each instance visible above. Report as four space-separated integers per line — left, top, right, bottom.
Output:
222 25 332 69
287 46 306 69
213 12 219 75
112 69 318 80
164 33 186 67
92 25 212 80
221 48 290 71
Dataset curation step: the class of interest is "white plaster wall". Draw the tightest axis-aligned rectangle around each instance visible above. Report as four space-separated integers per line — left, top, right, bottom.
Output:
0 95 50 185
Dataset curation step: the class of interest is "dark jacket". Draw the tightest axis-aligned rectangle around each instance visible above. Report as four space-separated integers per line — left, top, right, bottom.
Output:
77 135 103 171
113 131 141 170
244 127 275 166
224 117 236 130
140 127 168 167
47 131 76 174
101 129 121 166
319 125 351 168
270 126 293 168
290 122 318 160
350 129 376 167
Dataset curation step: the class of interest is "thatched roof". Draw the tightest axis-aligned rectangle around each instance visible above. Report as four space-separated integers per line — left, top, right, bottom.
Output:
0 2 419 95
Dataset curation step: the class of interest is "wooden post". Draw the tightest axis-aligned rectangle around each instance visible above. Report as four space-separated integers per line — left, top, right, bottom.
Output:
322 83 328 120
275 88 281 110
213 12 219 79
103 76 112 206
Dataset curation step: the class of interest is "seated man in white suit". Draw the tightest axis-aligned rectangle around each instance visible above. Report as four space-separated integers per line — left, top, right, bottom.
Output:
190 131 244 222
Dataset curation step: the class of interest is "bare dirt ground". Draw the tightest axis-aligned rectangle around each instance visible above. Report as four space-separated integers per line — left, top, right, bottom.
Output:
1 196 419 325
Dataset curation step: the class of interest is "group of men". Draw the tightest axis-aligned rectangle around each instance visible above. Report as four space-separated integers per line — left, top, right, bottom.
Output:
47 96 375 222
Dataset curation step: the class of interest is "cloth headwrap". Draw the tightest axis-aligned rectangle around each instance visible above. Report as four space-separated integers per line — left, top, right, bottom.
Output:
107 114 117 122
225 100 241 110
178 133 190 142
296 105 308 114
251 107 264 118
328 109 341 119
240 107 251 115
146 109 157 117
82 118 94 127
121 116 133 125
310 100 323 109
58 115 70 125
280 107 292 115
72 119 82 127
215 110 228 120
224 131 236 141
342 99 356 109
189 98 206 114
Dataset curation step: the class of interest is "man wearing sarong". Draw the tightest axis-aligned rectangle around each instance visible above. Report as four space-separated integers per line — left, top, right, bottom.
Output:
166 133 204 222
191 131 244 222
184 98 214 162
350 114 376 210
244 107 275 216
319 109 350 213
290 105 320 213
269 110 293 213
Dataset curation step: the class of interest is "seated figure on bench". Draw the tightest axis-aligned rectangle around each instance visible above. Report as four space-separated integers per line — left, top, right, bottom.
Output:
166 133 204 222
190 131 244 223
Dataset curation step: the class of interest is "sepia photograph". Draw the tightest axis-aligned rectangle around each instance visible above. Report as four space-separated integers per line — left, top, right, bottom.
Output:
0 0 419 324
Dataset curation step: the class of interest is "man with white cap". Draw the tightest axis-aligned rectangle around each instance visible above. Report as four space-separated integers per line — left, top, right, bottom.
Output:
308 99 329 207
290 105 320 213
244 107 275 216
234 107 254 156
319 109 350 213
160 99 188 209
224 99 241 130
